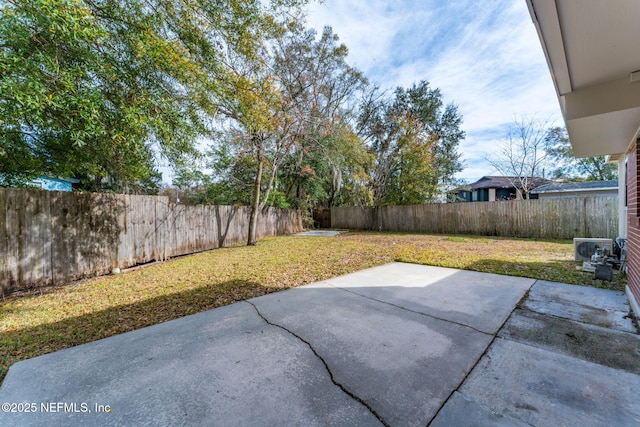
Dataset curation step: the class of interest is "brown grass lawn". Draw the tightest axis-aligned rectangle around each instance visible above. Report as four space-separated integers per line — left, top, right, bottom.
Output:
0 231 626 383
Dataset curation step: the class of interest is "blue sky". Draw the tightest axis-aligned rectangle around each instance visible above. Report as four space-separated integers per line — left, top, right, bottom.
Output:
305 0 564 182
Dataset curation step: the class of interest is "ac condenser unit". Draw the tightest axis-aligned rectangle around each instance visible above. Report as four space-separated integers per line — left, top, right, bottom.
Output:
573 238 613 262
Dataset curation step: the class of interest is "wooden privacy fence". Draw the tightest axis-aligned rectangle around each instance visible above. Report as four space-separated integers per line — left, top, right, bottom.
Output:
0 189 303 296
332 196 618 240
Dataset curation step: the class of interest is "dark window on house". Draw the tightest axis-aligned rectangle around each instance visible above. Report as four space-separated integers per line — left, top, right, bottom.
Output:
454 191 470 202
477 189 489 201
496 189 512 200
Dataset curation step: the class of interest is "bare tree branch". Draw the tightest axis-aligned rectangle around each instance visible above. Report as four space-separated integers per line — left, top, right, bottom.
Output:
484 116 553 199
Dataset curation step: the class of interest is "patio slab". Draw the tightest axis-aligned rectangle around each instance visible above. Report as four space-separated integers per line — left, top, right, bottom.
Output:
1 263 638 426
0 303 380 427
249 285 493 426
431 392 530 427
499 308 640 374
523 280 635 332
455 338 640 426
319 263 535 334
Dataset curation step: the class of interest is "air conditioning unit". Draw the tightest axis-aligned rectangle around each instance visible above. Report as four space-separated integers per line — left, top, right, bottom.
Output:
573 238 613 261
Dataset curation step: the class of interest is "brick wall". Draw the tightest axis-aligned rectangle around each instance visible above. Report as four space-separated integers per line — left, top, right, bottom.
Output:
626 141 640 306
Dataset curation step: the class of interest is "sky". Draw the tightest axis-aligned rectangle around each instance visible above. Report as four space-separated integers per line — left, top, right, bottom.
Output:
304 0 564 182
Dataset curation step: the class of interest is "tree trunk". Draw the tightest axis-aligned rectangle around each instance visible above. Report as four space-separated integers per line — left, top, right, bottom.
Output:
328 165 341 207
247 135 264 246
259 156 279 210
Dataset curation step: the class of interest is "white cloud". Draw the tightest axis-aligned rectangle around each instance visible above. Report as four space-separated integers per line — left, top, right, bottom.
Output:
305 0 405 72
305 0 564 182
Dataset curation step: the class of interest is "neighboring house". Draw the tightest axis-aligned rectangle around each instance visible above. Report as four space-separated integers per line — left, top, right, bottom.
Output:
532 180 618 199
526 1 640 317
455 176 552 202
29 177 80 192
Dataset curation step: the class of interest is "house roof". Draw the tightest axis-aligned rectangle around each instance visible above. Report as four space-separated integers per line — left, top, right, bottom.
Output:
34 177 81 184
533 180 618 194
526 1 640 159
469 176 552 190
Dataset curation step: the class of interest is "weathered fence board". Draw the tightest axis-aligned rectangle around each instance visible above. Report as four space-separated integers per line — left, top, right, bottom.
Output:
0 189 303 296
332 196 619 240
0 190 5 292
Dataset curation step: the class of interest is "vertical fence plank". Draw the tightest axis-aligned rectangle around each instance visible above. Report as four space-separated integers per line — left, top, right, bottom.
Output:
114 194 127 269
155 196 168 262
4 190 22 291
76 193 95 279
40 191 53 286
22 190 52 287
51 192 76 285
89 193 119 276
117 194 132 268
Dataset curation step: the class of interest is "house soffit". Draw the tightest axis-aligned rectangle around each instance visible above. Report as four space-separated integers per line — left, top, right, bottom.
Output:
527 0 640 158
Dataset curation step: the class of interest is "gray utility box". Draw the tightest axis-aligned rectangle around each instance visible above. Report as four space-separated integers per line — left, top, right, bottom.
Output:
573 238 613 262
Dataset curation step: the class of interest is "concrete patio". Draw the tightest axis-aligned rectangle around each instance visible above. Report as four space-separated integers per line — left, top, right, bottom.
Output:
0 263 638 426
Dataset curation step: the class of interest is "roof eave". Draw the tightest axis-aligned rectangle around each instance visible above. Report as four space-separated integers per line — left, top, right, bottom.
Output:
526 0 640 159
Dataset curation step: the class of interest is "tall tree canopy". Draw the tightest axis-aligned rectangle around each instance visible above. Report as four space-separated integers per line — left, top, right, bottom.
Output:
183 25 369 241
0 0 307 190
271 26 369 210
357 81 464 205
178 76 464 221
545 127 617 181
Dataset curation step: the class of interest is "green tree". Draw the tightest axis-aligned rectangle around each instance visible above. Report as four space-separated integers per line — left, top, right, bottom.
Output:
272 26 368 210
545 127 617 181
214 25 367 242
432 103 465 189
357 81 464 206
214 69 284 245
0 0 307 191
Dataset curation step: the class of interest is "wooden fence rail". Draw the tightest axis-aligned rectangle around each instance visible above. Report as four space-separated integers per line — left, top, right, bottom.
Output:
0 189 303 296
332 197 619 240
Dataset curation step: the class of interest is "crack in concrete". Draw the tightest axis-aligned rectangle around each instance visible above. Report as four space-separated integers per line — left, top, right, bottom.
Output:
427 281 538 426
326 282 493 336
245 300 390 427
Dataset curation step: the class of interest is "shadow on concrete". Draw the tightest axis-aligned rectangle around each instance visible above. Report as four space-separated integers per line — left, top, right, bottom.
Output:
0 279 266 384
